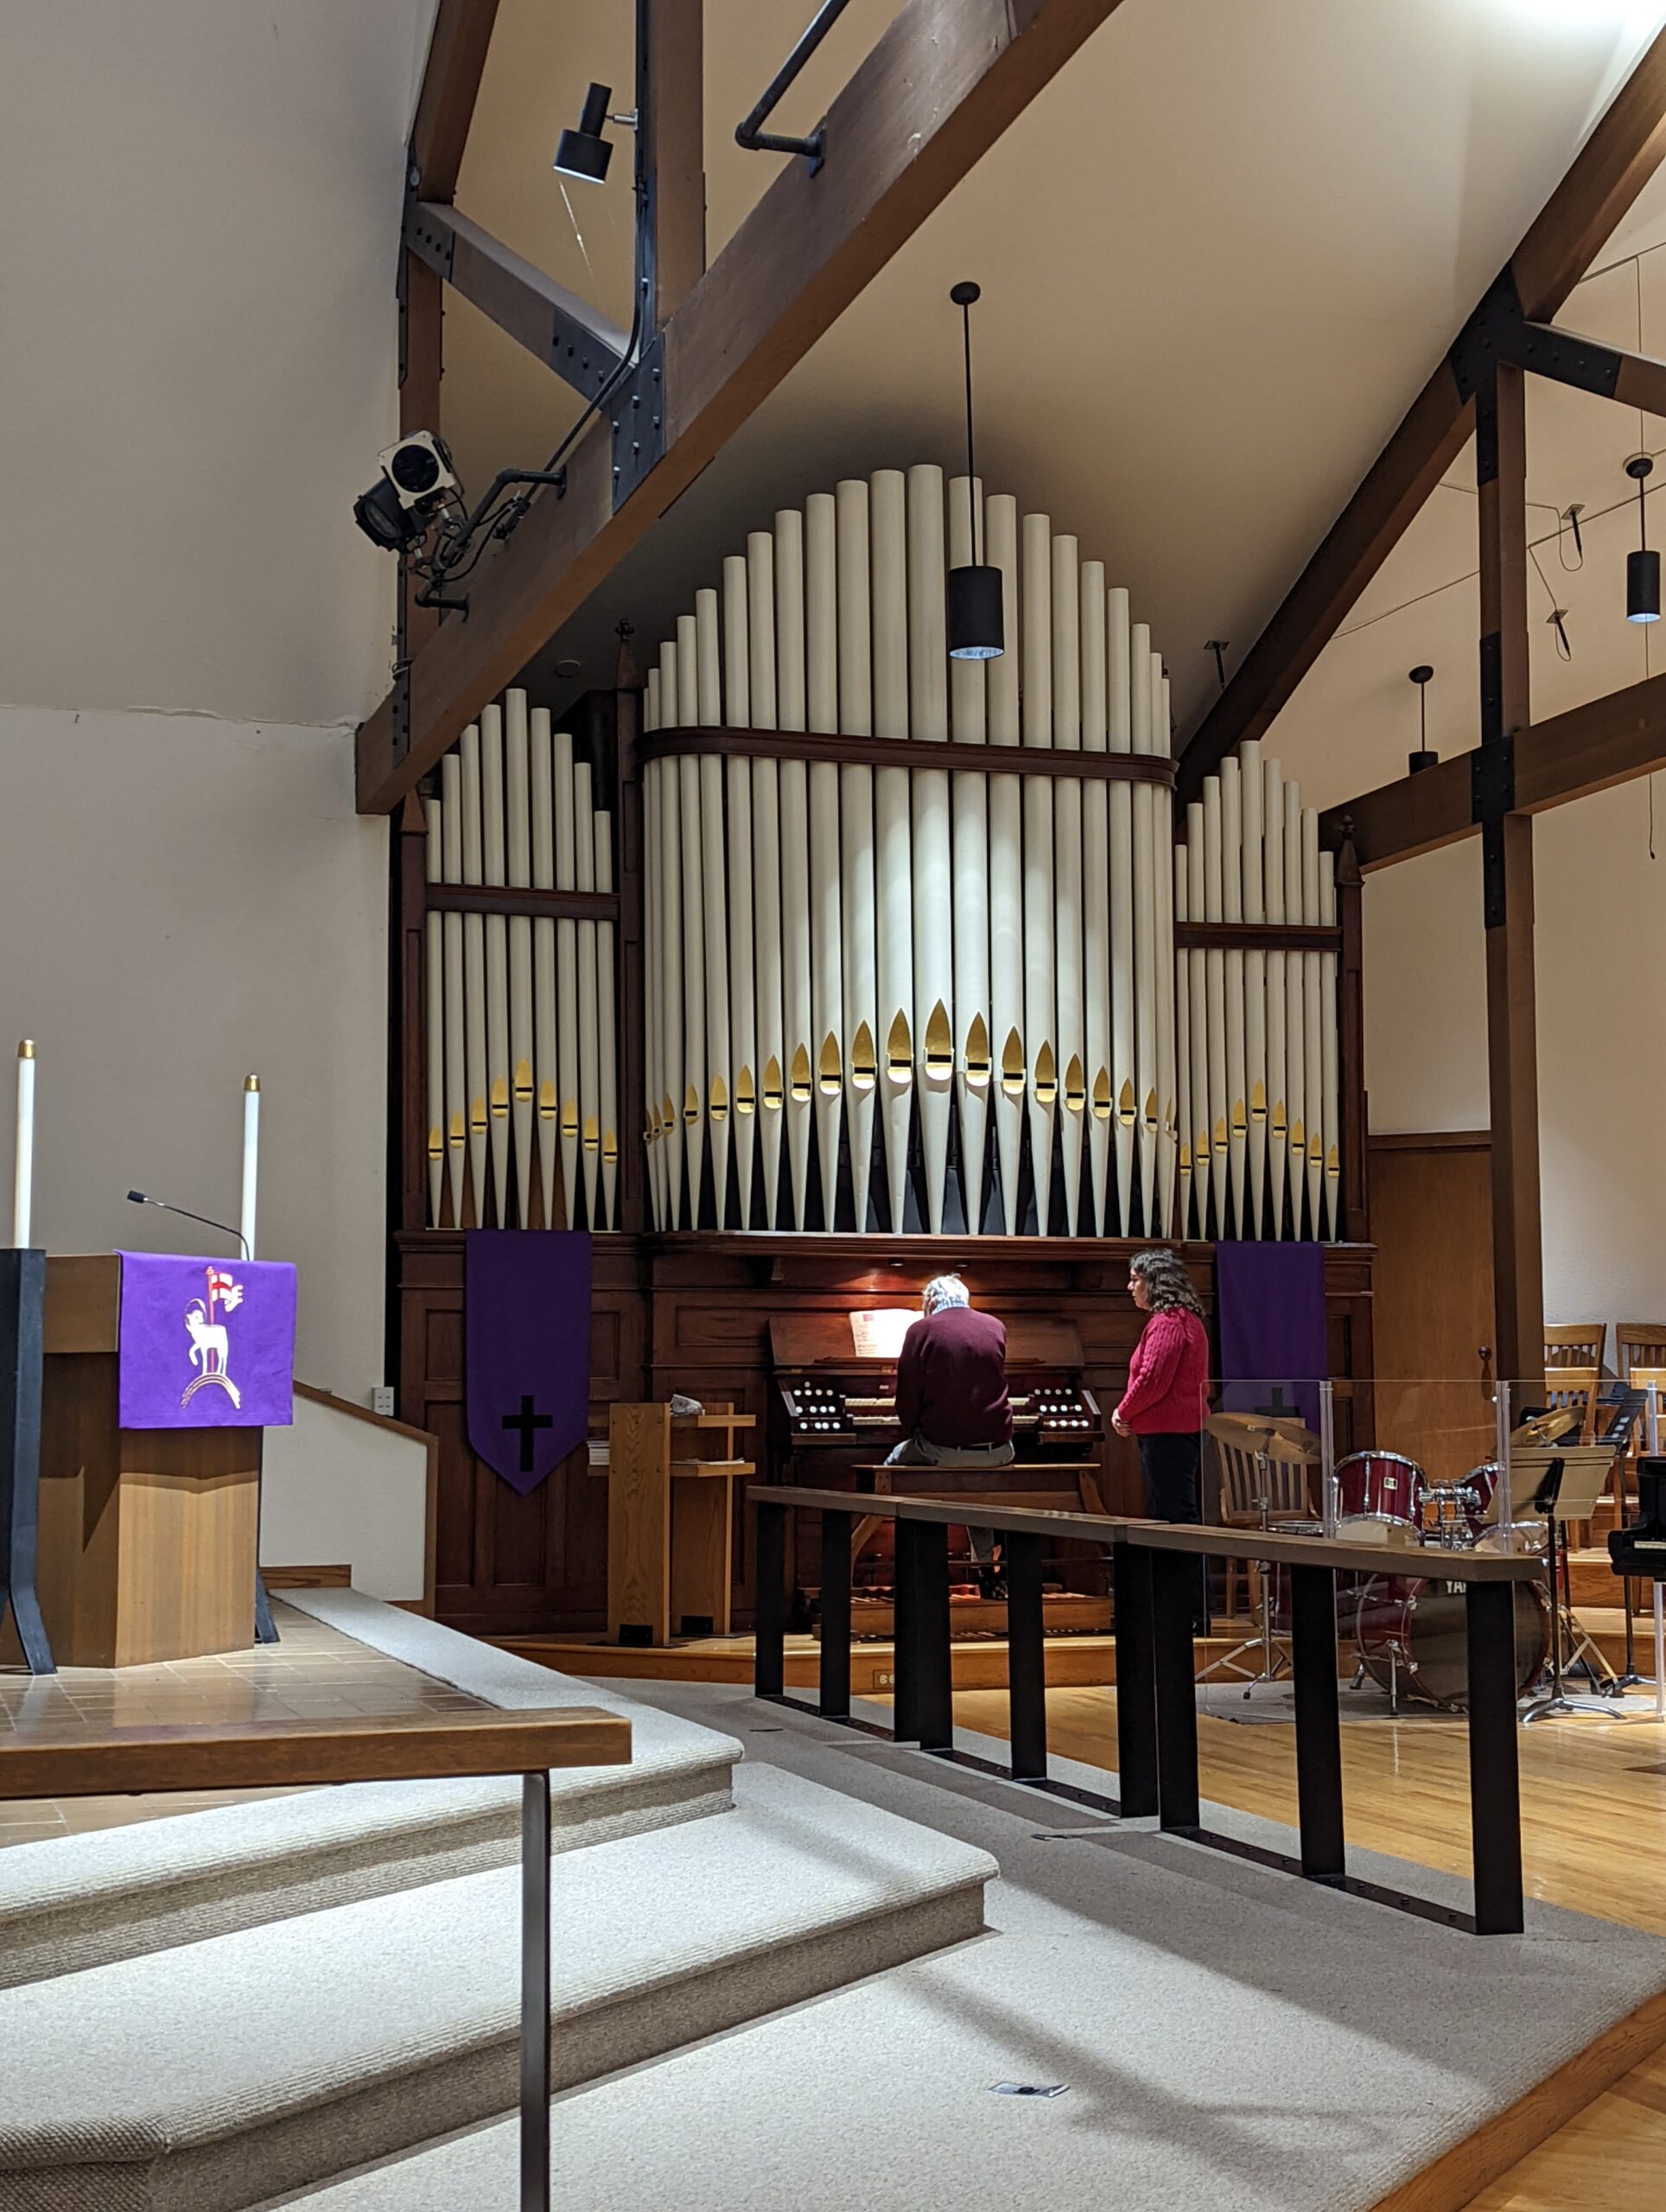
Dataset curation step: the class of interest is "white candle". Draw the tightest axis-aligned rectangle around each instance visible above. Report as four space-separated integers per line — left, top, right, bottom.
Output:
13 1040 35 1249
240 1075 259 1260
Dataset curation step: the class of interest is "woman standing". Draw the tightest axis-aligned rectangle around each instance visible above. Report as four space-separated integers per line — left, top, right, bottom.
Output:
1112 1249 1211 1630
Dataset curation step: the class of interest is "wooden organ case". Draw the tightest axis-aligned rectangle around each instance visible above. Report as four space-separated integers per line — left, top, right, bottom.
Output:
391 466 1377 1640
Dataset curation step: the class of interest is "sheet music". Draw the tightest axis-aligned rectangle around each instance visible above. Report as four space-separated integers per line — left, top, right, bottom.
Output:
849 1307 917 1361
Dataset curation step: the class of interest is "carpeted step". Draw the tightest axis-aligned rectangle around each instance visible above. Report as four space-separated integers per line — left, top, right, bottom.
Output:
0 1615 740 1990
0 1763 994 2212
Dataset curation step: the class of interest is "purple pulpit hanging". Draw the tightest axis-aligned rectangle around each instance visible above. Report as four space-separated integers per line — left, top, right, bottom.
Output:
117 1253 296 1429
465 1230 592 1494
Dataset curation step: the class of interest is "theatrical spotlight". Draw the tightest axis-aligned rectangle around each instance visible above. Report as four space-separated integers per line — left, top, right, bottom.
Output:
353 431 461 551
556 82 619 183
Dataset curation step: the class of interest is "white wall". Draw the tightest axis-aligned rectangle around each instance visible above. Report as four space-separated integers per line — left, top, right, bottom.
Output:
0 705 387 1395
264 1391 429 1603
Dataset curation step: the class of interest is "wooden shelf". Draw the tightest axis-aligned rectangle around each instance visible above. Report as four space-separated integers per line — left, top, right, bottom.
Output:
639 724 1177 786
424 885 620 920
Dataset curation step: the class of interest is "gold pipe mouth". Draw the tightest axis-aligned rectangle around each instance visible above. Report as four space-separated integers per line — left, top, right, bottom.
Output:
563 1100 581 1137
1091 1068 1111 1122
709 1076 729 1122
683 1081 700 1127
817 1034 843 1096
849 1023 876 1091
662 1094 676 1132
1117 1077 1136 1129
1033 1044 1058 1107
963 1014 991 1087
1271 1101 1288 1137
1142 1087 1159 1134
1250 1080 1267 1124
923 1001 953 1083
490 1077 509 1118
604 1131 619 1164
539 1079 556 1119
513 1059 534 1103
428 1127 443 1160
735 1065 756 1116
1064 1053 1086 1114
1230 1102 1248 1137
470 1099 487 1133
1000 1026 1025 1096
1289 1118 1305 1151
583 1114 600 1150
789 1046 812 1104
885 1011 913 1084
761 1056 784 1111
448 1112 466 1146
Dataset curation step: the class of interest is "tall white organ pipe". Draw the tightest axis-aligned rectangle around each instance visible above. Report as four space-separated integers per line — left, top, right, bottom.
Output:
505 691 536 1227
1021 512 1057 1235
675 616 706 1222
836 480 878 1230
1262 755 1288 1239
986 493 1025 1234
806 493 845 1228
440 752 467 1226
1153 661 1178 1236
1219 753 1247 1236
1052 535 1085 1236
872 470 914 1232
1129 626 1158 1234
480 706 512 1225
595 812 619 1228
423 798 446 1226
657 640 685 1229
633 691 664 1226
459 723 489 1224
696 588 730 1227
239 1076 259 1261
775 518 813 1231
722 555 756 1229
1301 802 1324 1238
1186 802 1209 1240
950 477 990 1234
1202 773 1227 1235
1283 780 1307 1239
1241 738 1267 1238
574 757 603 1229
1319 849 1340 1237
908 466 954 1236
750 531 785 1227
555 722 584 1229
1106 588 1136 1236
1079 563 1110 1236
1173 845 1192 1235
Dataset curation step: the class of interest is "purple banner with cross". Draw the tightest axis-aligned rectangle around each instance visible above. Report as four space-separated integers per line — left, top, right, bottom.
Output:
117 1253 296 1429
1215 1240 1327 1434
465 1230 592 1494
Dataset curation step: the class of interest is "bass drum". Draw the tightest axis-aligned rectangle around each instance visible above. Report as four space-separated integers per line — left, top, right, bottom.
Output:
1353 1573 1548 1711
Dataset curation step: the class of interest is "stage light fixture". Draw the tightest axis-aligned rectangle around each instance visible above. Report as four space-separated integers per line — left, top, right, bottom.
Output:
1626 454 1659 623
556 82 615 183
1408 664 1438 774
945 281 1003 662
353 431 461 551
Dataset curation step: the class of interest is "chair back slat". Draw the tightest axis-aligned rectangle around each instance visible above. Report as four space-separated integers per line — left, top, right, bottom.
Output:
1616 1327 1666 1381
1541 1366 1599 1443
1544 1324 1605 1370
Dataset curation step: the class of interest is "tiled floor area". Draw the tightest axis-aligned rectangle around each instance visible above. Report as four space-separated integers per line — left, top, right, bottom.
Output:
0 1601 490 1847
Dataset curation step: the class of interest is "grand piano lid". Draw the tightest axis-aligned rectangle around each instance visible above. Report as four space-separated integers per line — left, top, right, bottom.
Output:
767 1310 1086 1370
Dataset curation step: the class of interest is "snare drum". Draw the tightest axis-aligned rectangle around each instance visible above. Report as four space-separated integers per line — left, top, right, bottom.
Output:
1333 1450 1425 1529
1353 1573 1548 1710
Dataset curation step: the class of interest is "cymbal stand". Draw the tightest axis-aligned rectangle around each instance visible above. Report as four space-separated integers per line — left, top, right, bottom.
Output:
1523 1489 1617 1722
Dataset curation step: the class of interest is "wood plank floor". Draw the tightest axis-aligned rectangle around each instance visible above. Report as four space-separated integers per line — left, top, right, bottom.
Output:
949 1683 1666 2209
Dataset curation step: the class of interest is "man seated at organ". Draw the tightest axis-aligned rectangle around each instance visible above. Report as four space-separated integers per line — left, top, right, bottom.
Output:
886 1276 1014 1471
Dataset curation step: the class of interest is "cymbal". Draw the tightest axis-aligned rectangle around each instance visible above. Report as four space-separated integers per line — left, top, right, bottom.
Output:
1509 1407 1580 1447
1205 1411 1320 1459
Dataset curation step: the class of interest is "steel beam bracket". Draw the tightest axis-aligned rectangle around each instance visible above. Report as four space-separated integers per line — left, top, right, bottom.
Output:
1450 268 1526 407
1472 736 1515 929
611 335 666 510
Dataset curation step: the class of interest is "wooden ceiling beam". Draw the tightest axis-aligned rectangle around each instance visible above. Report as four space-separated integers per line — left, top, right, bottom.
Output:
410 0 500 201
1319 666 1666 869
356 0 1132 815
404 201 629 399
1177 24 1666 805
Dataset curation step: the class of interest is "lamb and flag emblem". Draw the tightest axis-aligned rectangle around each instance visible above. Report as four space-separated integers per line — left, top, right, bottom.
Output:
118 1252 296 1430
465 1230 592 1494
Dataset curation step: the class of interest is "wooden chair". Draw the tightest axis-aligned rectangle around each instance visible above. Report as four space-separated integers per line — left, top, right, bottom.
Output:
1539 1366 1599 1442
1544 1324 1605 1372
1615 1326 1666 1382
1205 1417 1317 1622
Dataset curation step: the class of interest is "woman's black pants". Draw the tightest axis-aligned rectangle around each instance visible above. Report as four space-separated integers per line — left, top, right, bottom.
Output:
1136 1429 1209 1634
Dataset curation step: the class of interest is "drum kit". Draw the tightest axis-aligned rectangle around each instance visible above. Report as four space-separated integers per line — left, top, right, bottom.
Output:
1204 1408 1612 1713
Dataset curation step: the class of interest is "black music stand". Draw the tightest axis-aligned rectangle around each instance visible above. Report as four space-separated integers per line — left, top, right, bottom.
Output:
1521 1454 1617 1722
0 1249 55 1674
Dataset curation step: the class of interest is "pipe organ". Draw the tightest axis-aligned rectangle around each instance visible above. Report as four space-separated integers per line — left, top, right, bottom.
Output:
404 476 1351 1248
421 694 617 1231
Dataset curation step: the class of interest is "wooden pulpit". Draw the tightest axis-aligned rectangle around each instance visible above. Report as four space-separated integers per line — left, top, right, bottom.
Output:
36 1257 263 1666
601 1403 755 1644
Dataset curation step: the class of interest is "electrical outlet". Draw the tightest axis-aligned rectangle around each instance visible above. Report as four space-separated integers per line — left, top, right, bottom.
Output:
371 1385 396 1419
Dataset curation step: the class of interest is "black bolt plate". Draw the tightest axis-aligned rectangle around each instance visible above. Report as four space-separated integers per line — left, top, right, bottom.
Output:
611 335 666 511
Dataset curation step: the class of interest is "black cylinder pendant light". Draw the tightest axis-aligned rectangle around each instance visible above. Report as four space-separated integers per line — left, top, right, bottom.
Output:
1408 664 1438 774
946 281 1004 661
1627 454 1660 624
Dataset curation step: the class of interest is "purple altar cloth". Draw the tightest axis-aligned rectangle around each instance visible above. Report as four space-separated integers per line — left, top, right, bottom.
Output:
117 1253 296 1429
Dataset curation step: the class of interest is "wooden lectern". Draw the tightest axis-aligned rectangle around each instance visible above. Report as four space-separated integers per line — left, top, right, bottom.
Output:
37 1257 261 1667
602 1403 754 1644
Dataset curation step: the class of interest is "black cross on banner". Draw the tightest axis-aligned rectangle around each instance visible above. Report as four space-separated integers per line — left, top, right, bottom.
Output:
1254 1387 1297 1419
501 1394 554 1474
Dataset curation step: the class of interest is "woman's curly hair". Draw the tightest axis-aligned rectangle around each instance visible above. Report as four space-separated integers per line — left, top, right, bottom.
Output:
1129 1248 1205 1320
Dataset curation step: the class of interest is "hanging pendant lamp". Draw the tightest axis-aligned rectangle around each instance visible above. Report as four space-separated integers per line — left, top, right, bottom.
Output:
946 281 1004 661
1408 664 1438 775
1627 454 1659 624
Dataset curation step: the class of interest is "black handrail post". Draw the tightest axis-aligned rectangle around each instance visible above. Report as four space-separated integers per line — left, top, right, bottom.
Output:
1113 1535 1159 1817
1150 1545 1201 1831
913 1516 955 1753
1004 1529 1047 1782
818 1507 853 1719
1289 1563 1346 1883
893 1515 920 1742
1466 1578 1525 1934
754 1494 788 1700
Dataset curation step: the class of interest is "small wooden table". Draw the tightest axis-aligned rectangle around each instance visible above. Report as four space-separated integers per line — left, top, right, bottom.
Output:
601 1404 755 1643
0 1705 632 2212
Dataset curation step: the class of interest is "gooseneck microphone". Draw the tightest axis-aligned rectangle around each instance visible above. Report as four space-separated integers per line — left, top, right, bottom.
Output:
126 1191 251 1262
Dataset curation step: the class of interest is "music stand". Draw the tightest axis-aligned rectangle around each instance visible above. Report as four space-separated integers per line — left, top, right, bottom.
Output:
1517 1448 1623 1722
1196 1414 1319 1692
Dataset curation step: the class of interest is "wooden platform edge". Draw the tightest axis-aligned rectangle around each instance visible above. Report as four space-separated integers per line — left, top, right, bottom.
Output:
1370 1988 1666 2212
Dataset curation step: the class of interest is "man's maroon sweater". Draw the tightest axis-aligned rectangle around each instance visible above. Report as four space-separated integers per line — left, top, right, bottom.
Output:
893 1306 1013 1448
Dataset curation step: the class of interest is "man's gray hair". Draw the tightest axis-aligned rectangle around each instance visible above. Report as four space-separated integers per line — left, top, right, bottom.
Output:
923 1274 970 1316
